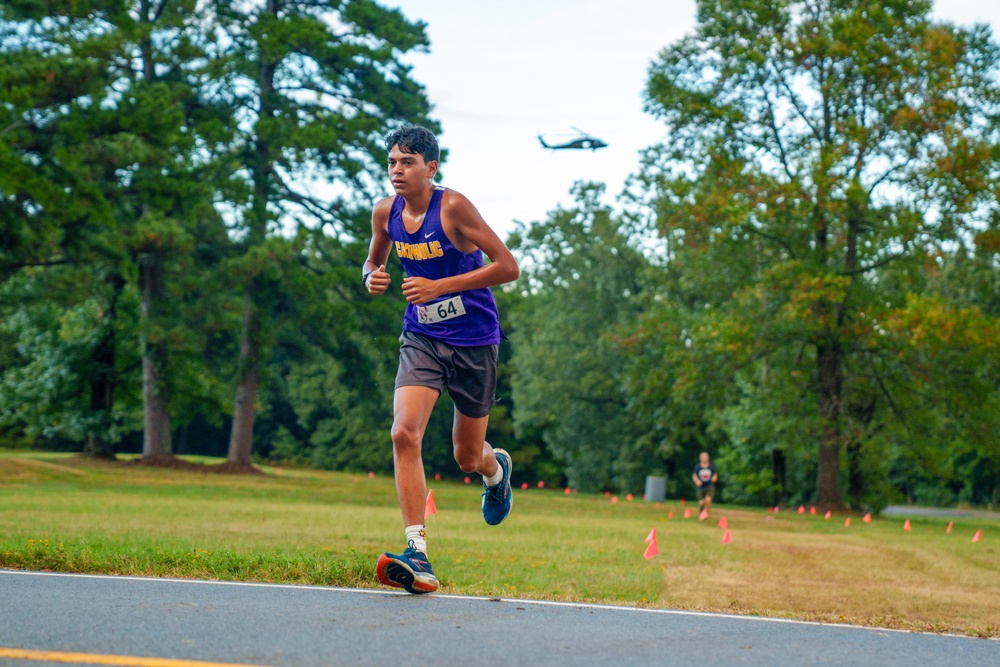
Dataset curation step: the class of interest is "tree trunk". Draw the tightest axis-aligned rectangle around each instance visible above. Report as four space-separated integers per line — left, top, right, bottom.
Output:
815 340 844 509
846 394 876 510
84 330 117 459
665 452 677 497
142 352 172 459
772 448 787 506
223 0 277 472
839 185 867 509
140 253 172 460
83 274 125 459
846 439 864 509
226 292 258 469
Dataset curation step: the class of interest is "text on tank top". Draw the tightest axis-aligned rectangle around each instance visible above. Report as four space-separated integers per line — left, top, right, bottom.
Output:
387 187 501 346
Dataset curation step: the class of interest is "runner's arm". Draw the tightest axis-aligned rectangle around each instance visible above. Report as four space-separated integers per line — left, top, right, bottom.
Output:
401 191 519 304
364 198 394 295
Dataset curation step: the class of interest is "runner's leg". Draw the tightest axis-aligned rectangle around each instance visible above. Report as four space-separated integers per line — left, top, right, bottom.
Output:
452 407 498 478
376 385 441 594
391 385 440 526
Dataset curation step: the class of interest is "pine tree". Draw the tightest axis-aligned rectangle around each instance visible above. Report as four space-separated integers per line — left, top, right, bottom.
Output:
207 0 436 469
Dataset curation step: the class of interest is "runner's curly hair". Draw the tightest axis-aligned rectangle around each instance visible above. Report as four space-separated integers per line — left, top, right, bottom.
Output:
384 125 439 164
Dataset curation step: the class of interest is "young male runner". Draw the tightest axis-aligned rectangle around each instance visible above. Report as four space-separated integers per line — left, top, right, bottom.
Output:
363 125 520 594
693 452 719 515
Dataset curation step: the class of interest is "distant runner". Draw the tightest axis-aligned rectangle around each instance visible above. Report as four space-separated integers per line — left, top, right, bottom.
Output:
363 125 520 594
693 452 719 516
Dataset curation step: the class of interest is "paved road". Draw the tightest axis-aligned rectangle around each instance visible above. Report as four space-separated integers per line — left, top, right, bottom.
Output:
1 570 997 667
882 505 1000 520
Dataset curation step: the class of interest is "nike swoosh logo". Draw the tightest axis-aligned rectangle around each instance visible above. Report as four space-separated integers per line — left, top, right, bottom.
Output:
424 232 435 238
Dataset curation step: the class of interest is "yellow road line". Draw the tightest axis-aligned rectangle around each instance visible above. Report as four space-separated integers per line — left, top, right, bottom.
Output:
0 647 277 667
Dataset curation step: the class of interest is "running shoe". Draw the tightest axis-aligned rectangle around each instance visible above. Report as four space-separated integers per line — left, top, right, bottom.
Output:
482 447 513 526
376 546 438 594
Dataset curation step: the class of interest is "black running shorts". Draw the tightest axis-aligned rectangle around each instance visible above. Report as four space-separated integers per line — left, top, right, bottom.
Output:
395 331 498 418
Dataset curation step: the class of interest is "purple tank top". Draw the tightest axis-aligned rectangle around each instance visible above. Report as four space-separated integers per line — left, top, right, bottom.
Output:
388 188 501 346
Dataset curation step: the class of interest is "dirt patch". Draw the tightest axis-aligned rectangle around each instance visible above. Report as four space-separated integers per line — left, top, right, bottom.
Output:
210 460 262 475
127 454 210 471
126 455 263 475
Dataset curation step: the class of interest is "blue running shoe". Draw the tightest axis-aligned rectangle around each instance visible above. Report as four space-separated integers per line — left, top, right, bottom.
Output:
482 448 513 526
376 546 438 594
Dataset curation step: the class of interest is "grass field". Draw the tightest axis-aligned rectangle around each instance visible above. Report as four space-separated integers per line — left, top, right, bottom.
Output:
1 451 998 637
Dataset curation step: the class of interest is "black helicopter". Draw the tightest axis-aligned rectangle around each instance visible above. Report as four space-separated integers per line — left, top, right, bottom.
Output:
538 127 608 151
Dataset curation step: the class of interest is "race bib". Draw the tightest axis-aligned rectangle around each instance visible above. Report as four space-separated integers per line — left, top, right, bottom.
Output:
416 295 466 324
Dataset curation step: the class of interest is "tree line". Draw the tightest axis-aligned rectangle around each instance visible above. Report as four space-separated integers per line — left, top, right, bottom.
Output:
2 0 999 511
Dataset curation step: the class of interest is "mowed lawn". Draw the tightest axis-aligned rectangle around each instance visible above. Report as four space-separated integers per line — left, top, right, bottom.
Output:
1 451 997 637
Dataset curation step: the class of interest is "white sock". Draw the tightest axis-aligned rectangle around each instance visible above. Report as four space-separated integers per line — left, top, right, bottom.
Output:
405 525 427 554
483 461 504 488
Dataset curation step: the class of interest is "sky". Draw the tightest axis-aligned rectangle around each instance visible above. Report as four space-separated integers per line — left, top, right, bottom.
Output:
384 0 1000 241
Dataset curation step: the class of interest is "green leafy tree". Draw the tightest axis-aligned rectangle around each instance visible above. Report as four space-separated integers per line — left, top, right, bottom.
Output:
208 0 436 469
872 255 1000 508
246 227 404 474
634 0 1000 508
0 1 139 456
1 0 437 468
0 1 235 458
125 0 236 461
0 264 142 452
509 183 653 493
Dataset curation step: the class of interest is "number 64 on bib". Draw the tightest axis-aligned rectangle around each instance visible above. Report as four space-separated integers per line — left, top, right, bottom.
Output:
416 295 466 325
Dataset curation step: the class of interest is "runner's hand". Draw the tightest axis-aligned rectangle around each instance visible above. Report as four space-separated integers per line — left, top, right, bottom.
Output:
367 264 391 295
401 276 440 304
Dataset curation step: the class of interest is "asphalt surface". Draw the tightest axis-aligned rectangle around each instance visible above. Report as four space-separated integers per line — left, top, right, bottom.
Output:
1 570 998 667
882 505 1000 520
